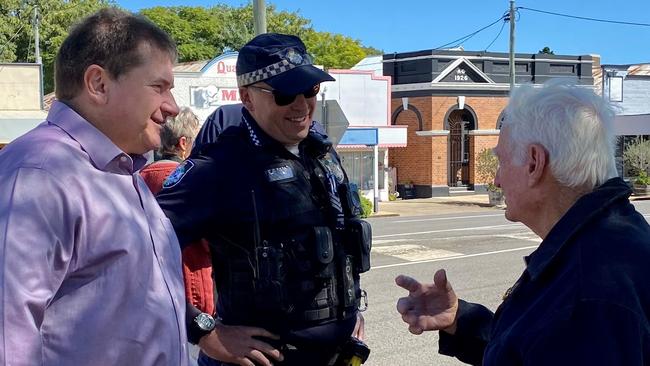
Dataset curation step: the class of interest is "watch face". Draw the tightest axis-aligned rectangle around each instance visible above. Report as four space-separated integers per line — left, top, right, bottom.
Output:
195 313 216 331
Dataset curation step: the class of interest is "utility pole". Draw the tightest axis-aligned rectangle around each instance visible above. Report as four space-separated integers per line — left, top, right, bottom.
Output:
253 0 267 35
508 0 515 92
33 6 41 64
34 5 44 110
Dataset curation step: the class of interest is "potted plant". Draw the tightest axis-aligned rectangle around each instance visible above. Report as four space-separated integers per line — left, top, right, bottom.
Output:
633 171 650 196
475 148 504 206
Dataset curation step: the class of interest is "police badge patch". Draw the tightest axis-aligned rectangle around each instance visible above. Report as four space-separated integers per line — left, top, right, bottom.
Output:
162 160 195 189
320 152 345 184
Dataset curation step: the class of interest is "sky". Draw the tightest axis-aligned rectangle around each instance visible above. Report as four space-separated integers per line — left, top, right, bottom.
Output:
119 0 650 65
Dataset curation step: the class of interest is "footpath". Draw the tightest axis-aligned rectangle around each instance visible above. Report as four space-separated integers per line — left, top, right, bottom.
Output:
372 194 501 217
372 193 650 218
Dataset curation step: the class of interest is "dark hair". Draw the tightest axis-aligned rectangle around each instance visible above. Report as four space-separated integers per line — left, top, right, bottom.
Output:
55 7 177 101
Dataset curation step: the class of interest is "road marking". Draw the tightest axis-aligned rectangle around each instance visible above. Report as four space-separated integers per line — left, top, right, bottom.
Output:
373 245 538 270
373 231 535 245
374 223 521 238
497 233 541 243
372 244 462 261
373 239 414 245
393 213 504 223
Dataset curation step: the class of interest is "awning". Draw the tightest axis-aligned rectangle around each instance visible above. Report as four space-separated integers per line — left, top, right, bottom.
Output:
0 110 46 144
339 128 378 146
613 114 650 135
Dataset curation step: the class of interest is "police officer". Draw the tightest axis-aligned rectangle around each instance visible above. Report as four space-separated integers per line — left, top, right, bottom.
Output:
157 33 371 366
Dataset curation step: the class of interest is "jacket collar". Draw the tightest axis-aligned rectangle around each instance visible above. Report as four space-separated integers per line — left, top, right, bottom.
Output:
525 177 632 280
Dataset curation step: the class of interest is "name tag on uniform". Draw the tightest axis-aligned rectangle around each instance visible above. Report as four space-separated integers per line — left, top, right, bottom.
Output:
265 165 294 182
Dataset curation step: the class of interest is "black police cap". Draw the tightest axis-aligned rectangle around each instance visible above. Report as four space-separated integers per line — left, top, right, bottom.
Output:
236 33 335 95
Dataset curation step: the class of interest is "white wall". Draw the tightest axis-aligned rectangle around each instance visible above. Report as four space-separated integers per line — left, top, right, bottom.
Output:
321 71 390 127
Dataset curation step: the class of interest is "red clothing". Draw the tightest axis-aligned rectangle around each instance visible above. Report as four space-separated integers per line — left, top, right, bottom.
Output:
140 160 179 195
140 160 215 315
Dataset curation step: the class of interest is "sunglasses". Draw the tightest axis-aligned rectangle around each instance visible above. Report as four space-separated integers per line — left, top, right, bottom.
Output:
248 84 320 106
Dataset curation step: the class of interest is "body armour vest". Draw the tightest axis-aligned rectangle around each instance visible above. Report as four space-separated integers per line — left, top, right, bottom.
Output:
203 123 371 334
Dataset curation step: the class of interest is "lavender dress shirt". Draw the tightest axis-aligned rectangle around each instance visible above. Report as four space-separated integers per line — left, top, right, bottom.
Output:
0 101 188 365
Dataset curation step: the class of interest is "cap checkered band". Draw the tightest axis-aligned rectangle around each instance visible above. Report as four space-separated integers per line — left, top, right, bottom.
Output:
237 59 296 86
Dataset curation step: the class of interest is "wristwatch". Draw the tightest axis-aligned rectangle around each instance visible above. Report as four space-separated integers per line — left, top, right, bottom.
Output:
188 312 216 344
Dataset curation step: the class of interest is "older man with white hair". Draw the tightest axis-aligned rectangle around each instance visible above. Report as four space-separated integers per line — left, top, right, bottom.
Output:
395 81 650 365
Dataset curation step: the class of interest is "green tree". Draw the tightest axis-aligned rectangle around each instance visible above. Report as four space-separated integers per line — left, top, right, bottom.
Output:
140 3 314 61
538 46 555 55
303 30 368 69
3 1 380 94
1 0 112 93
139 6 220 62
141 3 377 69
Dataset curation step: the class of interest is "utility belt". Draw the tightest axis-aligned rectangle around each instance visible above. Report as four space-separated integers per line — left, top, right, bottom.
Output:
251 219 371 323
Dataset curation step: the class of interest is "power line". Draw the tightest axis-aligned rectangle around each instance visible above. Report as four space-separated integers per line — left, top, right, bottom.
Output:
434 13 508 50
0 23 27 60
484 18 507 51
0 4 36 60
518 6 650 27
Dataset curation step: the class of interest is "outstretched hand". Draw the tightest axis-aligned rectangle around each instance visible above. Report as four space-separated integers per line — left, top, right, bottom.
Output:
198 323 283 366
395 269 459 335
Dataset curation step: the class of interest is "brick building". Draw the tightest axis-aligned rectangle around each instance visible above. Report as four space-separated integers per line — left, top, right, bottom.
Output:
384 49 596 197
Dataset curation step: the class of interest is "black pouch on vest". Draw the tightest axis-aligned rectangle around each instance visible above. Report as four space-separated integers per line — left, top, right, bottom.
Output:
344 218 372 273
313 226 335 278
254 245 287 312
339 182 363 217
314 226 334 264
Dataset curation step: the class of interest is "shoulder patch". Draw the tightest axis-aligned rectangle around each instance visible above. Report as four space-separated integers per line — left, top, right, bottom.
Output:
162 160 195 189
320 152 345 184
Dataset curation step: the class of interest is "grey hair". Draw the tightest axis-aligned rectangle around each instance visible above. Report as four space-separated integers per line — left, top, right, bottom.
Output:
502 80 618 188
159 107 200 156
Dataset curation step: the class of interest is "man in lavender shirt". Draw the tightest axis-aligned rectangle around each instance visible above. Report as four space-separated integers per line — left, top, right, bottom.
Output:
0 8 188 365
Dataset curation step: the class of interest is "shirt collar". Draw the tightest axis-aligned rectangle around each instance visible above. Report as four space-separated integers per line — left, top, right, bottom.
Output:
47 100 147 173
525 177 632 280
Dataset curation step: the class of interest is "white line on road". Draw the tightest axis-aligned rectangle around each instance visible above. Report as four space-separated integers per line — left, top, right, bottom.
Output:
393 213 504 223
497 233 541 243
373 239 414 245
373 232 534 246
373 245 538 270
373 244 462 261
374 223 521 238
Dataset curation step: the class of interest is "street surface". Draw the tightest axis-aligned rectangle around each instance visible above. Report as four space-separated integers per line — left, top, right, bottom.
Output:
361 200 650 365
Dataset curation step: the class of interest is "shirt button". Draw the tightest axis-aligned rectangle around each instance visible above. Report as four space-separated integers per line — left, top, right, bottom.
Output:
120 156 128 162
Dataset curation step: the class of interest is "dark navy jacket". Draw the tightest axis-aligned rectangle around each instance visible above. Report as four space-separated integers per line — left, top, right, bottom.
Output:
440 178 650 365
157 109 357 358
191 103 244 155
